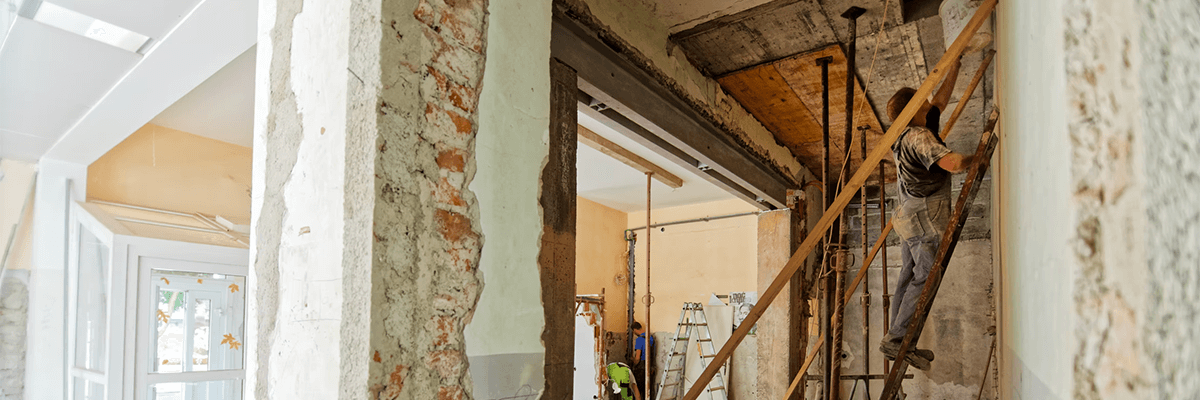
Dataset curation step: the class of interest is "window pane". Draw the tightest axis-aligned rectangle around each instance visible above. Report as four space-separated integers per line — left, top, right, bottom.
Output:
151 270 245 373
151 380 242 400
74 227 109 371
193 298 211 371
154 288 186 373
73 377 104 400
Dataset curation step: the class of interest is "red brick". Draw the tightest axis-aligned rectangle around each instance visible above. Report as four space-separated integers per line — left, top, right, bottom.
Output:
435 209 474 242
438 386 465 400
413 0 435 26
425 350 463 379
436 149 466 172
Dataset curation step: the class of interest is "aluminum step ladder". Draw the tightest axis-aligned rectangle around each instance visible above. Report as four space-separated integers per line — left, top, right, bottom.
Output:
656 303 727 400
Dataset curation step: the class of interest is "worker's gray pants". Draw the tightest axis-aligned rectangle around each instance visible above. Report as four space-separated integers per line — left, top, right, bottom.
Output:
886 185 950 343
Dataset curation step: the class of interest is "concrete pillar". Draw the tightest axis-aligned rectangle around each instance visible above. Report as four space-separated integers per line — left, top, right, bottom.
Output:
757 209 804 400
249 0 487 398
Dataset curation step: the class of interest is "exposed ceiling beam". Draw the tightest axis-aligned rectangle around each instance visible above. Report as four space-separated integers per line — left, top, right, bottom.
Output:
577 125 684 188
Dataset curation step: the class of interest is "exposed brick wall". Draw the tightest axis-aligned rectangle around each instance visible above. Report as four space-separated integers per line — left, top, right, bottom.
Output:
369 1 488 399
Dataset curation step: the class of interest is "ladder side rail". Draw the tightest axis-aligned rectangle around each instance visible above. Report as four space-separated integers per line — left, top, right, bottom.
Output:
680 1 998 397
878 111 1000 399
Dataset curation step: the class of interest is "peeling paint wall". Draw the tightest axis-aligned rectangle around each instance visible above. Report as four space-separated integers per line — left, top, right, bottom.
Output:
250 0 488 399
560 0 808 184
463 0 551 399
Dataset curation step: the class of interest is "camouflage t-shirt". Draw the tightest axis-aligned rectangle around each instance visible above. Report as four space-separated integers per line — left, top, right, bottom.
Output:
892 125 952 198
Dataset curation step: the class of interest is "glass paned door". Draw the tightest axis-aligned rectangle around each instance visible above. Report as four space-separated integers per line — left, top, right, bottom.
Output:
69 224 112 399
142 267 245 400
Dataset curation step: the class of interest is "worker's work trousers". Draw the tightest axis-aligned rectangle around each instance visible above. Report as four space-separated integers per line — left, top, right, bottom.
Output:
886 184 951 343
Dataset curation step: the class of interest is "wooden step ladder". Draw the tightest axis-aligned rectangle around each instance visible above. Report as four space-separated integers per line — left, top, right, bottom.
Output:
656 303 727 400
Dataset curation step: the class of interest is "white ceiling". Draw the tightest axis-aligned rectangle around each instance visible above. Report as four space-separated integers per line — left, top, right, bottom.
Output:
577 111 737 212
151 45 255 147
0 0 255 163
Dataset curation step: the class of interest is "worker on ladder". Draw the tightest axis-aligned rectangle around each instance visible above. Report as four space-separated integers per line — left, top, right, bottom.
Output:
880 55 977 370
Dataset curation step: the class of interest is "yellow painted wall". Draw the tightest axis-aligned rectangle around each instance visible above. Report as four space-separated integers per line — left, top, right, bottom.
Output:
87 124 252 224
576 197 630 335
626 199 759 332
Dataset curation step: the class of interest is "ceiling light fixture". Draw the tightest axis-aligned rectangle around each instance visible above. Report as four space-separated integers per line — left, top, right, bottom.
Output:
31 1 152 53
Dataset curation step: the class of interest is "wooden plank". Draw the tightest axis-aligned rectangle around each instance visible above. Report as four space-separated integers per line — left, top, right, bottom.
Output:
717 64 822 150
680 1 998 398
577 125 684 188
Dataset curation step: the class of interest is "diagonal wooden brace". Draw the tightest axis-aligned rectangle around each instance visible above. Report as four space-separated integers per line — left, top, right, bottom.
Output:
679 1 998 399
878 109 1001 400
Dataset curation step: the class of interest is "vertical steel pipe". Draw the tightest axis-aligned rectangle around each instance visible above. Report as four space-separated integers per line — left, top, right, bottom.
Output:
858 126 871 399
879 150 891 379
815 55 834 400
644 172 653 397
834 7 866 399
626 231 637 360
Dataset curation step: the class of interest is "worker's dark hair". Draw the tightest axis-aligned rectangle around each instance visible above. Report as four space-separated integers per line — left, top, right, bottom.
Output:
631 322 643 330
887 87 918 123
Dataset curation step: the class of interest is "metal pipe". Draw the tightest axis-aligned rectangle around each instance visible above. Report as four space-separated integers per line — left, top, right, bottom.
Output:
834 8 866 399
625 211 762 232
644 171 653 398
626 230 637 361
815 54 834 400
858 126 871 399
880 148 891 378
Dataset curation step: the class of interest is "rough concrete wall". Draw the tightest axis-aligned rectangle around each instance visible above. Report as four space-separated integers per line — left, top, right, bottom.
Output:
756 209 800 400
0 273 27 400
463 1 551 399
1062 0 1155 398
558 0 808 184
250 0 488 399
1136 0 1200 397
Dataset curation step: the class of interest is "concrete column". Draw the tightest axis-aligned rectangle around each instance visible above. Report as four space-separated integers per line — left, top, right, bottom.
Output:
249 0 487 399
757 209 803 400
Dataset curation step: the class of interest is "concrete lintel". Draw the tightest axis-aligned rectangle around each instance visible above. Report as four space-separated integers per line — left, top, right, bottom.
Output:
551 8 794 209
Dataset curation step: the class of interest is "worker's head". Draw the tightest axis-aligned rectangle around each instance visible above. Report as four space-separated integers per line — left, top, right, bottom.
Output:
887 87 918 123
632 322 645 335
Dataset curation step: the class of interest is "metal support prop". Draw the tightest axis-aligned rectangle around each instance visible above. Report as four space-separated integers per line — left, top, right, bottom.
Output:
878 145 891 378
815 54 834 400
879 110 1001 399
626 230 637 360
645 171 653 398
680 2 997 398
858 126 871 399
834 8 866 399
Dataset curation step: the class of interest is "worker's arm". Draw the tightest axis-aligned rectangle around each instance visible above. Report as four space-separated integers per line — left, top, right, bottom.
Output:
633 349 642 364
930 58 962 111
631 378 642 400
935 152 974 173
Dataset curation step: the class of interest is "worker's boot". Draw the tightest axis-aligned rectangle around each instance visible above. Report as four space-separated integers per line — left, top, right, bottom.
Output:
879 340 934 371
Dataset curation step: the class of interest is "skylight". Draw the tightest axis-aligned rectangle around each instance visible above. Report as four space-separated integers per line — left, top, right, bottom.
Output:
32 1 151 53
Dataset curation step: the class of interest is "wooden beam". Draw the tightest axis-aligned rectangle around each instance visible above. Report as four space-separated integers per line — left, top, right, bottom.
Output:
680 1 998 398
577 125 685 188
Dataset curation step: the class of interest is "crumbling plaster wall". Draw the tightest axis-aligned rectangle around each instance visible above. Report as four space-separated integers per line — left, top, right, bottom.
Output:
250 0 489 399
560 0 807 184
0 272 27 400
1137 0 1200 397
463 0 551 399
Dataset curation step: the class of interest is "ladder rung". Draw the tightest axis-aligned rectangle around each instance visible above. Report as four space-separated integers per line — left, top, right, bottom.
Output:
708 386 726 391
701 354 716 358
667 367 683 372
696 338 712 342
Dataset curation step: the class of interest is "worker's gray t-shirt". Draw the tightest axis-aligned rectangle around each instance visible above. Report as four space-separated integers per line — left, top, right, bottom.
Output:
892 126 952 198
